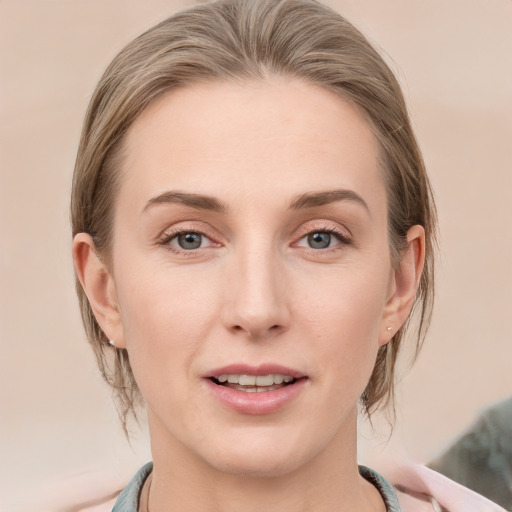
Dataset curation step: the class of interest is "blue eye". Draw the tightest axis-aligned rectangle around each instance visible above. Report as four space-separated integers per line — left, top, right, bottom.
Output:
159 227 220 254
307 232 332 249
296 228 350 251
170 232 206 250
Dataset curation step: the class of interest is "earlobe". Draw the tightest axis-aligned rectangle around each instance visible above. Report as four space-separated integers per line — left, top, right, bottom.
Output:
379 225 425 346
72 233 126 348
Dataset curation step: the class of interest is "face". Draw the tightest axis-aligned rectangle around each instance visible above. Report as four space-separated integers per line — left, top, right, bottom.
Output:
95 79 403 476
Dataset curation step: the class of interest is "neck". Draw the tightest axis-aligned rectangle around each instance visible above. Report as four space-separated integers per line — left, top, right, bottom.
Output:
145 409 386 512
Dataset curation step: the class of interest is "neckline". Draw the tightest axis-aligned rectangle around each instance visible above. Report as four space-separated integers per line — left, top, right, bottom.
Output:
359 465 402 512
112 462 401 512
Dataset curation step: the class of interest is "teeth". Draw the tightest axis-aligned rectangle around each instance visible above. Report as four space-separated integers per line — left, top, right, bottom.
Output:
215 374 295 386
255 375 274 386
239 375 256 386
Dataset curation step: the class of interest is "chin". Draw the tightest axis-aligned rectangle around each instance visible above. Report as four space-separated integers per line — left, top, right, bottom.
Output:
197 428 318 478
207 451 304 478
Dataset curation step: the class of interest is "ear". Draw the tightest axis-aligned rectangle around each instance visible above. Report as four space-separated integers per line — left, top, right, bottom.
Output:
72 233 126 349
379 225 425 346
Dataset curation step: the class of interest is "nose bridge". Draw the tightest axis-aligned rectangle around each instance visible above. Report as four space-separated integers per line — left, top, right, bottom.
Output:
224 235 289 339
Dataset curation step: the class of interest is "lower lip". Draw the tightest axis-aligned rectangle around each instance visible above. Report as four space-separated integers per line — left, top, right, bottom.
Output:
204 378 307 415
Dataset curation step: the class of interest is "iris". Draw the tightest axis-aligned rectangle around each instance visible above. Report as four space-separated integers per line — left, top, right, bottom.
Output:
177 232 202 249
308 232 332 249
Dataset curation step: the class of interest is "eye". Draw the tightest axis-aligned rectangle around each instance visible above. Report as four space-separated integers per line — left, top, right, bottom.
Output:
295 228 350 250
174 232 204 250
306 232 334 249
165 231 214 251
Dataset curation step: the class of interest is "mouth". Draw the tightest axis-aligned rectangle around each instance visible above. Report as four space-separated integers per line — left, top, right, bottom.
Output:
204 364 307 414
209 373 298 393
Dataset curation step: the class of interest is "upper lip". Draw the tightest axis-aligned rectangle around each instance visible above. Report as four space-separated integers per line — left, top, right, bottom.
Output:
204 364 306 379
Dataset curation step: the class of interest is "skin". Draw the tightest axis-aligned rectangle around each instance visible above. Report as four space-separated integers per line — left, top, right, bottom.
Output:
73 78 425 512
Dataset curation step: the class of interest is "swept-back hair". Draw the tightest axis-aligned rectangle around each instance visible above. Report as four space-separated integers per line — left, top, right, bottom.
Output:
71 0 437 433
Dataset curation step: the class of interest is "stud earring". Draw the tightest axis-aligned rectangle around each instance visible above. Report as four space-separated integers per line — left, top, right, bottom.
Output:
386 326 392 332
109 339 116 347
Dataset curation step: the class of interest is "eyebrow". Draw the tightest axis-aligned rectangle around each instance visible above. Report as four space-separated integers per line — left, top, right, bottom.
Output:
143 191 229 214
143 188 369 215
289 189 370 213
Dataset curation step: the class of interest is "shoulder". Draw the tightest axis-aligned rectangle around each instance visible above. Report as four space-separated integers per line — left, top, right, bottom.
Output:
360 465 433 512
359 465 403 512
72 462 153 512
110 462 153 512
384 463 508 512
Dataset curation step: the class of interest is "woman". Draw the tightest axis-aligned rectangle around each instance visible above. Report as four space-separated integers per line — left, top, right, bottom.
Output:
71 0 435 510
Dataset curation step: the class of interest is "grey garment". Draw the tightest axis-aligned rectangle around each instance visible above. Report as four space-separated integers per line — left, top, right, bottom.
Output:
429 396 512 510
112 462 402 511
112 462 153 512
359 465 403 512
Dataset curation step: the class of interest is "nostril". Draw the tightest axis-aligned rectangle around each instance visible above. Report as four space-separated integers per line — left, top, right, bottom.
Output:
227 319 287 338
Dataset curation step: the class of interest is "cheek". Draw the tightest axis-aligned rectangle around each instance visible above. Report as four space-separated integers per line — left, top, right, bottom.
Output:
292 262 389 379
113 258 221 386
295 260 389 332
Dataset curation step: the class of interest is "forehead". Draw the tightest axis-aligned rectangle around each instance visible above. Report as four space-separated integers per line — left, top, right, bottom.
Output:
119 78 385 212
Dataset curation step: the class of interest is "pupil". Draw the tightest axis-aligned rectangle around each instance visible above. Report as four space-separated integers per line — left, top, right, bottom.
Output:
308 232 331 249
178 233 202 249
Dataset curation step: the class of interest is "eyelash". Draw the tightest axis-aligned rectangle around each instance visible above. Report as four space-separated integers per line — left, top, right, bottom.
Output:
158 227 220 256
294 225 352 252
157 224 352 255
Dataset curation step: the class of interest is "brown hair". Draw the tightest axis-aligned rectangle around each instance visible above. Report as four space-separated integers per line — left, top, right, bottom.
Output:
71 0 437 433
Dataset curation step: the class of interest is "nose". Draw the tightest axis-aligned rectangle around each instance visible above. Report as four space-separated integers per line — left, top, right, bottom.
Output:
221 244 290 340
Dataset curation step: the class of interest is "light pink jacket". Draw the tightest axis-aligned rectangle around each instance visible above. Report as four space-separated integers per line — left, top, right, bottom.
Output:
389 464 507 512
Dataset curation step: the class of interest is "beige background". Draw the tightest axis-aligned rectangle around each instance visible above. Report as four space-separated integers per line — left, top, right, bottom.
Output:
1 1 511 510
